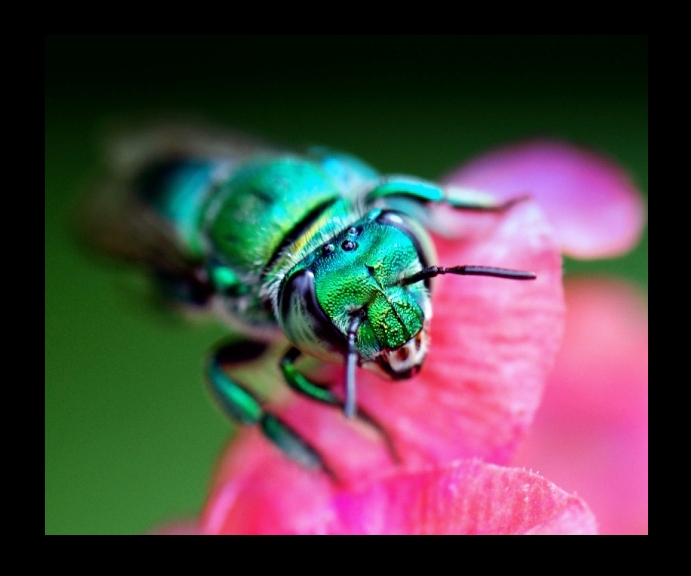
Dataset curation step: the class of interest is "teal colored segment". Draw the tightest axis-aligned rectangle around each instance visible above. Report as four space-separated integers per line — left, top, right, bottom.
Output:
207 363 263 425
308 147 380 196
209 157 340 274
281 361 340 405
368 177 444 203
259 415 323 470
208 262 240 292
154 161 223 256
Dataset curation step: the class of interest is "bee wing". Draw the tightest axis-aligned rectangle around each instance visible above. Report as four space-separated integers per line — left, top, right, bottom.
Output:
104 122 280 177
80 180 194 276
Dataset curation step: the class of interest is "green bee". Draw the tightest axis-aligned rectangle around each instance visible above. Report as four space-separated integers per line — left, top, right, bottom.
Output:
87 126 535 471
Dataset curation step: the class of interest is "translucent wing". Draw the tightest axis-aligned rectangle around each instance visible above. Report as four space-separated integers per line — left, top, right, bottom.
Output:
81 178 195 276
103 123 278 177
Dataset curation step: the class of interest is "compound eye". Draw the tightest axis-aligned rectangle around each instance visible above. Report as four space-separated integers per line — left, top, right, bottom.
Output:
341 240 356 251
322 243 335 255
279 268 347 353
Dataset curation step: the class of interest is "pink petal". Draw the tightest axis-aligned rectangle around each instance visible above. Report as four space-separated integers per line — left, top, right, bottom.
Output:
228 200 563 484
513 279 648 534
201 446 596 535
333 461 597 535
443 141 646 259
350 200 564 468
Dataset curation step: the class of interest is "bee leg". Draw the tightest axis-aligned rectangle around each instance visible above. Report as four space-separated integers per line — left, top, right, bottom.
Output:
280 347 402 464
279 347 342 406
442 187 530 212
206 341 330 474
366 177 528 212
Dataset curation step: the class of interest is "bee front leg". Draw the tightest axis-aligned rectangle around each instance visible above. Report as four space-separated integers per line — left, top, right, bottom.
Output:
279 347 343 406
206 340 329 474
280 347 402 464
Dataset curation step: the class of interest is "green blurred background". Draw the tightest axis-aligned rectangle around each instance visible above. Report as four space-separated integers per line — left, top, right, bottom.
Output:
45 36 647 534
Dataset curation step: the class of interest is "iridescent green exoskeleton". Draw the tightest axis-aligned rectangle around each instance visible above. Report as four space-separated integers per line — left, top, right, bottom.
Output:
87 126 535 472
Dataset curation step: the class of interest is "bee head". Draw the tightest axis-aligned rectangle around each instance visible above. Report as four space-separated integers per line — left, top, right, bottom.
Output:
277 209 435 379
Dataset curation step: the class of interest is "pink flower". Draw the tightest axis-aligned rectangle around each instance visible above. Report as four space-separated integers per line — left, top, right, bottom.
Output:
186 141 644 534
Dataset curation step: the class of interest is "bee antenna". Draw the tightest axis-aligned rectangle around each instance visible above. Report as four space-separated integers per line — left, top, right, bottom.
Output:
344 313 363 419
400 265 536 286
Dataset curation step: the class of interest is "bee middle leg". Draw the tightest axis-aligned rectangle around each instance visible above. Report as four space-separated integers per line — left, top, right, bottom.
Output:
280 347 402 464
366 177 529 212
206 340 332 475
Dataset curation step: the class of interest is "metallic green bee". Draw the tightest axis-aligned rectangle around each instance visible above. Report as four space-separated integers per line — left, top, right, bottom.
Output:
88 126 535 471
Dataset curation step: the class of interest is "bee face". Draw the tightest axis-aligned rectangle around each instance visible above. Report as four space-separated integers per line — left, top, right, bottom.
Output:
278 210 434 373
